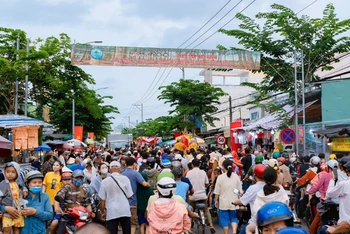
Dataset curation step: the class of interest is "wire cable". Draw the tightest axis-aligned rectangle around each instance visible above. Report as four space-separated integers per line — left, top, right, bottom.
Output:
296 0 319 14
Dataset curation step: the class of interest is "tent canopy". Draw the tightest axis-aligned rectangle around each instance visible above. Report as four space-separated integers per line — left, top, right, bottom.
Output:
0 114 51 129
0 135 12 150
34 143 51 151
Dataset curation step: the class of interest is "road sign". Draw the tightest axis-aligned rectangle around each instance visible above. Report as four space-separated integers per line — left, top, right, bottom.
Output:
283 144 294 152
280 128 296 144
216 135 227 145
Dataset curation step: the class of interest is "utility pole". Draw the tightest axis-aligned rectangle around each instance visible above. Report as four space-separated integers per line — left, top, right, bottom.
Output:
24 39 29 116
229 96 232 123
181 68 185 79
133 104 144 122
294 50 299 155
123 116 131 129
301 50 306 155
72 90 75 138
15 35 20 115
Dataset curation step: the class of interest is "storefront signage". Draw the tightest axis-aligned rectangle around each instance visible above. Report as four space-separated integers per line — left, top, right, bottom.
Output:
331 138 350 152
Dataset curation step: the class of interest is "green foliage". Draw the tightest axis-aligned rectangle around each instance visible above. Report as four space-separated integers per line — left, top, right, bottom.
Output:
158 79 226 129
218 3 350 99
122 115 181 139
0 27 119 138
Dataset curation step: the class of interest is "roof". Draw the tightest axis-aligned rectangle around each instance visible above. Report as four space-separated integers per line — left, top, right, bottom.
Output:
0 114 51 129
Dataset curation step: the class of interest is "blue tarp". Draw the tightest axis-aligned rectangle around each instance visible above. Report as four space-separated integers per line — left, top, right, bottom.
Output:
0 114 51 129
34 143 51 151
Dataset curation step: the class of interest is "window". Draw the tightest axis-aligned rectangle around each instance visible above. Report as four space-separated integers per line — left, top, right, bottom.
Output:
251 111 259 121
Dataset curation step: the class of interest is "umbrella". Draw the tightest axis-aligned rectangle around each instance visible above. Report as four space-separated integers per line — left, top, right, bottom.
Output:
67 139 87 148
55 143 73 151
34 143 51 151
0 135 13 150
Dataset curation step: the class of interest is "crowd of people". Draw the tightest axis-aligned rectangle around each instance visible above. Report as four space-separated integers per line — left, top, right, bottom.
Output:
0 141 348 234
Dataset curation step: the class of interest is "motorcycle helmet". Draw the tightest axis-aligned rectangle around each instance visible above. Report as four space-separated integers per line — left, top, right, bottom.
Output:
146 157 156 168
327 160 338 170
310 156 321 166
157 177 177 197
61 172 73 180
277 157 286 164
272 152 281 159
268 159 279 171
289 157 297 164
254 164 266 179
338 156 350 166
329 154 337 160
72 169 84 178
255 155 264 164
276 227 308 234
162 159 171 167
25 171 44 184
257 202 293 232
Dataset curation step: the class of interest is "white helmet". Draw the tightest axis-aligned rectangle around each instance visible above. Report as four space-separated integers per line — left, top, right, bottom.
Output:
327 160 339 170
268 159 279 170
157 177 177 197
289 157 297 164
310 156 321 166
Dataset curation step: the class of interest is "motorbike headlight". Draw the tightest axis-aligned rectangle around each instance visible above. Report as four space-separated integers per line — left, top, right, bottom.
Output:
78 210 89 221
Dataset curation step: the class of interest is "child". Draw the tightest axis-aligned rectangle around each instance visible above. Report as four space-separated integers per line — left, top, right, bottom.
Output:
137 172 154 234
0 162 25 234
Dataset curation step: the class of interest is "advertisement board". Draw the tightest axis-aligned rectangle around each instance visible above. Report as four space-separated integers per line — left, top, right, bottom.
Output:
331 137 350 152
71 45 261 70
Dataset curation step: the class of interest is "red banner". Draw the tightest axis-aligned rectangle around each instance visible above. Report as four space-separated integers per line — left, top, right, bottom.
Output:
74 126 84 141
230 120 243 152
88 132 94 140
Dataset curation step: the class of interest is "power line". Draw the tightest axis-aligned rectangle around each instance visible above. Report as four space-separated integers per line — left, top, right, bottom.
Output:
184 0 244 49
135 0 236 105
193 0 257 49
178 0 233 48
296 0 319 14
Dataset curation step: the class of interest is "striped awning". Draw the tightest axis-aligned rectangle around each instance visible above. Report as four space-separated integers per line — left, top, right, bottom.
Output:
0 114 52 129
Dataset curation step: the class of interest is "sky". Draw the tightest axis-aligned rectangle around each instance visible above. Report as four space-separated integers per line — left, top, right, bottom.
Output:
1 0 348 131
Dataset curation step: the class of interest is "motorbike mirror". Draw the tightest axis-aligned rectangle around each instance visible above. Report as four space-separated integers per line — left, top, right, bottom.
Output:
233 189 240 196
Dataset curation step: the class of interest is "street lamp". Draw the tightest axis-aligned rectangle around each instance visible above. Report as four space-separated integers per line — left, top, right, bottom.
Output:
72 40 103 138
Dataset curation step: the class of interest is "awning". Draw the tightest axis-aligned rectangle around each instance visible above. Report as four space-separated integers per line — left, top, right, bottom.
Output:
312 126 350 136
234 101 317 131
0 114 51 129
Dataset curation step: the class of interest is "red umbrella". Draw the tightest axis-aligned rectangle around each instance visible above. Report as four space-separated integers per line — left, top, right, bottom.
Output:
55 143 73 151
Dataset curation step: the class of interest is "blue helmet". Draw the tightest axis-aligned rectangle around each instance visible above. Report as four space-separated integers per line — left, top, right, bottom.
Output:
257 202 293 229
162 159 171 167
272 152 281 159
276 227 308 234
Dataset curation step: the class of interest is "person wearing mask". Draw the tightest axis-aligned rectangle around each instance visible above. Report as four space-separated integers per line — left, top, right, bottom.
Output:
21 171 53 234
186 158 215 233
288 157 298 175
232 164 266 234
214 159 242 234
99 161 133 234
256 202 294 234
147 177 191 234
88 162 109 196
246 167 289 234
122 157 150 234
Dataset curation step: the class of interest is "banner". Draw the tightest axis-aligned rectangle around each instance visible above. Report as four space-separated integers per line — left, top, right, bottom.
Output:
71 45 261 70
87 132 94 140
74 126 83 141
230 120 243 152
331 138 350 152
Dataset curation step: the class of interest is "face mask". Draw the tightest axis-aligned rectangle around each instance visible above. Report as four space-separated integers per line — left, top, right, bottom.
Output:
101 168 108 174
29 187 42 194
72 179 84 187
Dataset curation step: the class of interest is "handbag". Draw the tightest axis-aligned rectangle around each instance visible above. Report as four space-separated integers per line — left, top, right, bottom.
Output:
110 175 129 199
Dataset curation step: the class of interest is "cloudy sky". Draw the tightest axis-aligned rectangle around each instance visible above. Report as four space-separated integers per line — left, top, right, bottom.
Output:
1 0 347 130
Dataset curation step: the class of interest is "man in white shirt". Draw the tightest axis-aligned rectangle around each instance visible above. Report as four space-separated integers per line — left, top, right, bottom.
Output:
186 159 215 233
232 164 266 234
99 161 133 234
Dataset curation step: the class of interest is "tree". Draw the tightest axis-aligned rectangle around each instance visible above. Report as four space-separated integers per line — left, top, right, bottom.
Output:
158 79 226 130
218 4 350 101
0 27 119 138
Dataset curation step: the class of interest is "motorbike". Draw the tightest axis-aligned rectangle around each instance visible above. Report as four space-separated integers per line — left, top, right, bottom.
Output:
87 193 105 225
56 206 93 234
233 188 251 234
